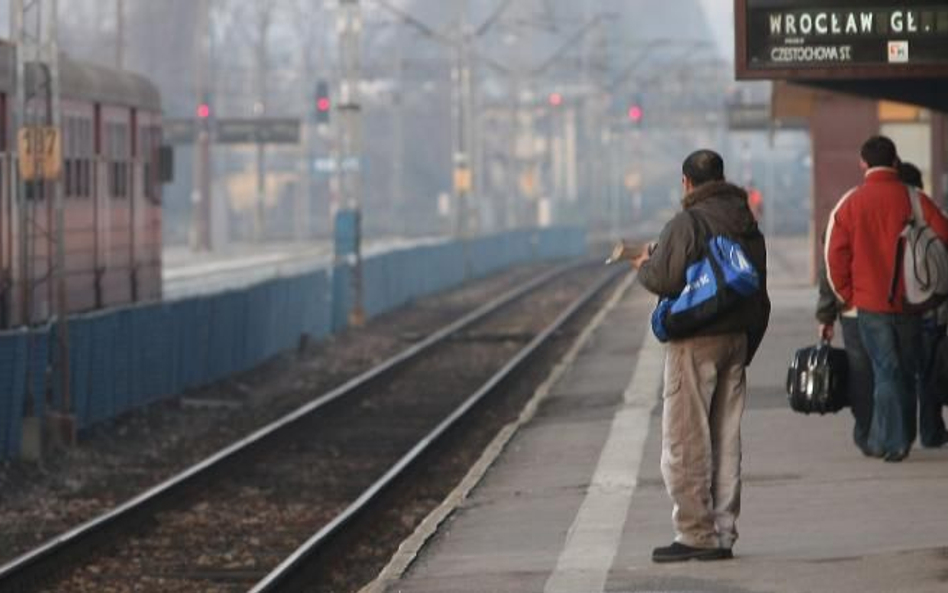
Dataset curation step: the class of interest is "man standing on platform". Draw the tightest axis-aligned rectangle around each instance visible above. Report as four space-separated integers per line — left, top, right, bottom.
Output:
825 137 948 462
630 149 770 562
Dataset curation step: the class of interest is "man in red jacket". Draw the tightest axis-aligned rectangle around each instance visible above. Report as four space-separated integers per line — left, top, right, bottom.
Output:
825 136 948 462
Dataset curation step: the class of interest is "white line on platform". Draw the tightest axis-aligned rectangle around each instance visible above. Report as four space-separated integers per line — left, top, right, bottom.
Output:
543 324 663 593
357 272 637 593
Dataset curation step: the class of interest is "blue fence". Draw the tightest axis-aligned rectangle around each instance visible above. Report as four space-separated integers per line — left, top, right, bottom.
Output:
0 227 585 458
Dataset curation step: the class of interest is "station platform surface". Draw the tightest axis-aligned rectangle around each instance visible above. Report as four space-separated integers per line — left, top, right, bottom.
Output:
372 236 948 593
161 237 445 298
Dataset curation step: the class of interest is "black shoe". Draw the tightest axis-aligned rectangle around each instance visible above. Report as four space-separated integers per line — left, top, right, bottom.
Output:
857 442 883 458
715 548 735 560
883 449 909 463
652 542 733 563
921 434 948 449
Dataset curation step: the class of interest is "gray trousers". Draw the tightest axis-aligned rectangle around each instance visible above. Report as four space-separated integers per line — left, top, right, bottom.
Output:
660 332 748 549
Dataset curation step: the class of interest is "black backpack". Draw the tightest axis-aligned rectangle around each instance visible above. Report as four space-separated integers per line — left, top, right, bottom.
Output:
786 341 849 414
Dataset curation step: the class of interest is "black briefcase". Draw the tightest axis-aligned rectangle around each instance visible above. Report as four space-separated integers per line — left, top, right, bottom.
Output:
785 342 849 414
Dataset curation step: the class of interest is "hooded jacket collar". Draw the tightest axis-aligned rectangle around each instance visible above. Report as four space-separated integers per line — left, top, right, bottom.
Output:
681 180 747 209
864 167 899 183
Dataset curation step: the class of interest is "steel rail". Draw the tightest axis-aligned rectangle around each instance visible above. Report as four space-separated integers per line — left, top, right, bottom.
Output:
251 264 625 592
0 260 586 590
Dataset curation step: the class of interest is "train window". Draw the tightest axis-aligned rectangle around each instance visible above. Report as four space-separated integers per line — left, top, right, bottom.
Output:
108 122 130 200
66 117 74 157
141 126 153 201
0 94 6 152
108 123 116 198
65 117 74 198
65 159 73 198
63 118 70 198
110 161 118 198
82 119 91 159
83 160 91 198
94 105 101 155
144 163 152 200
25 180 44 201
79 119 90 199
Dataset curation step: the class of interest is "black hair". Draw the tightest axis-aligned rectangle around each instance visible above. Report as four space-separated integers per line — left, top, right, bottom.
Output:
682 149 725 187
898 162 923 189
860 135 899 168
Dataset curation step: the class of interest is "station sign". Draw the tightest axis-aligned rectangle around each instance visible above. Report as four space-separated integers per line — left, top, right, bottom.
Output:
726 102 808 130
314 156 360 174
216 118 300 145
736 1 948 79
162 119 197 144
727 103 771 130
162 118 300 145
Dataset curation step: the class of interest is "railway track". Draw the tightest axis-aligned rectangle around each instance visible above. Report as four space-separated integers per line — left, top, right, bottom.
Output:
0 259 625 592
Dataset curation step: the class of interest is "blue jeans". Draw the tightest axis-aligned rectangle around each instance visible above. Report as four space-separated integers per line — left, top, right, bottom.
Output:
858 312 921 455
841 318 873 450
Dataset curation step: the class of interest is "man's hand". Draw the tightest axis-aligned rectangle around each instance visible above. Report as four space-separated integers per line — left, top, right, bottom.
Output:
819 323 835 343
629 243 655 270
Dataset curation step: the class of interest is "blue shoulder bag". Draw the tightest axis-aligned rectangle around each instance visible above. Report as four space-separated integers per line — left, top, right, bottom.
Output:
651 211 760 343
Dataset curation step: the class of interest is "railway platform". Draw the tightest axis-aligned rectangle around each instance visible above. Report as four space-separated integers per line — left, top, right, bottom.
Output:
161 237 446 299
368 236 948 593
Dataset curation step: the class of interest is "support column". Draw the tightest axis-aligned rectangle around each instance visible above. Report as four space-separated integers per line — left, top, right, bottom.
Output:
931 111 947 209
809 92 879 279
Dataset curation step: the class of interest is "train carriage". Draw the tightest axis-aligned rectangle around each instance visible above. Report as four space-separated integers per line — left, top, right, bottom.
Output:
0 41 163 328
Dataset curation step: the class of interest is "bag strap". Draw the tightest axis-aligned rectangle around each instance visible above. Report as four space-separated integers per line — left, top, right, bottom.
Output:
907 186 926 226
685 209 711 251
889 235 905 305
887 186 917 305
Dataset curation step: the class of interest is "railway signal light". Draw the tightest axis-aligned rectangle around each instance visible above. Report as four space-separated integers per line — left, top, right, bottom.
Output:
548 92 563 107
628 104 643 125
315 79 331 124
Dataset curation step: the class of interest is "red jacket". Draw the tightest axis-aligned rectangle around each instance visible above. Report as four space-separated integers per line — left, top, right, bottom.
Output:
825 167 948 313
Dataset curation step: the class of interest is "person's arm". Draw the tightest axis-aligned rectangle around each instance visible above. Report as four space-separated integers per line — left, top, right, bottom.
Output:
637 212 698 297
825 200 854 306
816 261 839 342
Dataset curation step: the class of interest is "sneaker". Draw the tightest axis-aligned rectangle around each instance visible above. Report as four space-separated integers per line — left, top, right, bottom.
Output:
652 542 733 563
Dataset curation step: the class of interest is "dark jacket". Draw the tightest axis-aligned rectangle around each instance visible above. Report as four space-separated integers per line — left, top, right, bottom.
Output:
816 262 841 325
639 180 771 364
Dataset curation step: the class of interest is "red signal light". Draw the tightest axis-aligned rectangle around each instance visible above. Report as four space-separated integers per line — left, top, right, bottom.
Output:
628 105 643 122
197 103 211 119
317 97 331 112
548 92 563 107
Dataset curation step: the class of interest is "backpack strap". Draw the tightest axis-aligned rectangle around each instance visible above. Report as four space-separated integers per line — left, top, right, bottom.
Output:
889 185 921 305
907 186 926 225
685 209 711 253
889 235 905 305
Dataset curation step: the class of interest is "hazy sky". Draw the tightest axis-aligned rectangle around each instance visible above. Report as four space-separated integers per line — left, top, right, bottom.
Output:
700 0 734 60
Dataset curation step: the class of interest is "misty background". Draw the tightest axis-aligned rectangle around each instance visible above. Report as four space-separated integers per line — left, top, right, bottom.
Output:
1 0 809 247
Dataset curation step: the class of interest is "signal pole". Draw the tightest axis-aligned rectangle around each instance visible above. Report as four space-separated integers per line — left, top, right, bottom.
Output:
192 0 213 251
253 0 273 244
338 0 365 325
391 37 405 234
452 3 474 240
12 0 73 452
115 0 124 70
